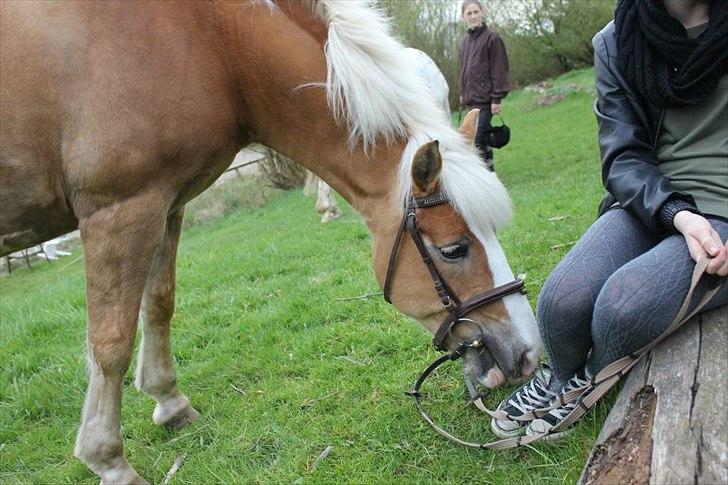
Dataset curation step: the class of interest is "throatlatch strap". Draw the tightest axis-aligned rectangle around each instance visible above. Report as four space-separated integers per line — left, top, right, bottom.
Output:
410 256 722 449
383 213 409 304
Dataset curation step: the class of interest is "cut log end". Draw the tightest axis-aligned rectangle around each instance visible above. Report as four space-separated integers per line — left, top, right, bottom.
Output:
579 307 728 485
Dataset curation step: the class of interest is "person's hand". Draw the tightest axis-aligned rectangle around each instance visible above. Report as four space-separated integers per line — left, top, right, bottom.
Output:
674 210 728 275
491 102 501 114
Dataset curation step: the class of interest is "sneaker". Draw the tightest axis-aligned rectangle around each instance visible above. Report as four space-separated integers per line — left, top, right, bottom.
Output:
491 365 556 438
526 369 592 441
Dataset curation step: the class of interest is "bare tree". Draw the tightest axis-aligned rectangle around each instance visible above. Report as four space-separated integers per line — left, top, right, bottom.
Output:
259 149 306 190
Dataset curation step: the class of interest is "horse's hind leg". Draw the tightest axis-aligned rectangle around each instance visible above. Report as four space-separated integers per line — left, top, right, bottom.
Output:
135 207 199 428
74 195 168 484
316 179 342 223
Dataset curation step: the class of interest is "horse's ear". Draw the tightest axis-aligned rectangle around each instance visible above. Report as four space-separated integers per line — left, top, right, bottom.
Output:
457 109 480 145
411 140 442 196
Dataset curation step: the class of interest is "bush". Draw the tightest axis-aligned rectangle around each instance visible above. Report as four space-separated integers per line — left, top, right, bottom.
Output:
496 0 615 87
183 175 281 228
259 149 307 190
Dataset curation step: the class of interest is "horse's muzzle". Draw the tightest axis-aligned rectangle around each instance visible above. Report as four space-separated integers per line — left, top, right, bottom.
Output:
461 343 537 389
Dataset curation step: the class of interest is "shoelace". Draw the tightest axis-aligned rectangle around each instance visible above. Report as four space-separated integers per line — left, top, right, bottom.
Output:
508 372 557 414
548 373 591 420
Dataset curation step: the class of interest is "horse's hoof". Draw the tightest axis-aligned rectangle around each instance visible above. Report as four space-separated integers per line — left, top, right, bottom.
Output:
153 397 200 429
96 463 149 485
320 208 342 223
101 475 149 485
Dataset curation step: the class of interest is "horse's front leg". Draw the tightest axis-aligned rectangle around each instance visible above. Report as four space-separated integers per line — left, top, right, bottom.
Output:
74 194 168 485
135 207 199 428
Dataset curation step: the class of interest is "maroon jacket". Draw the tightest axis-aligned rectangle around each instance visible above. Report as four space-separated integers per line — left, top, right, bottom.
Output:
459 24 510 107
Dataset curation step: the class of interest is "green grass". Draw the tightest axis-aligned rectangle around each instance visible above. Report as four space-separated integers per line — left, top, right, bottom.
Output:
0 67 618 484
182 174 282 229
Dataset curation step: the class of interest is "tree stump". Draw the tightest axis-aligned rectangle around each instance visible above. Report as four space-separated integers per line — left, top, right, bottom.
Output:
579 306 727 485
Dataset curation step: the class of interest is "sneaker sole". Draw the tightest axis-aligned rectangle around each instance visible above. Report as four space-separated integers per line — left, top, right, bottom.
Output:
490 418 524 439
525 425 574 442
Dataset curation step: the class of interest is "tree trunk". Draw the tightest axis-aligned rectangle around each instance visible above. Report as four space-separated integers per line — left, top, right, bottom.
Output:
579 306 728 485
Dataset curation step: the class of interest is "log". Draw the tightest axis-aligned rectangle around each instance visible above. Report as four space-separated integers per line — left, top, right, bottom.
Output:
580 306 728 485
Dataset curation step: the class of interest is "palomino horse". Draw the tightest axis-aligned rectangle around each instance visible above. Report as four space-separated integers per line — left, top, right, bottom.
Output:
305 46 450 223
0 1 539 482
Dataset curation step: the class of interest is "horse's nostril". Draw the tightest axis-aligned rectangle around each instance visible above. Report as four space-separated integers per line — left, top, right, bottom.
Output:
519 350 536 377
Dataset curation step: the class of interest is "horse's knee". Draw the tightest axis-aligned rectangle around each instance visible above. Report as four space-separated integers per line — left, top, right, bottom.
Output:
74 426 123 468
136 364 177 397
74 433 144 485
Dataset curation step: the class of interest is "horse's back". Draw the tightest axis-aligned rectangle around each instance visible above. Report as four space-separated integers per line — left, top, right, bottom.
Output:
0 1 242 254
403 48 450 115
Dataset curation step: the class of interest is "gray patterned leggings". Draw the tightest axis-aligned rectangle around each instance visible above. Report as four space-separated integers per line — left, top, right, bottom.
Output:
537 209 728 385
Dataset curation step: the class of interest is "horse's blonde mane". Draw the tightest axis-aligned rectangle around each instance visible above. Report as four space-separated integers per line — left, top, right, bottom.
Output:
310 0 512 232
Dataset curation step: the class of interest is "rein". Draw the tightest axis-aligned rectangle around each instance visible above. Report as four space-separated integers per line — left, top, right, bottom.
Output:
404 255 722 449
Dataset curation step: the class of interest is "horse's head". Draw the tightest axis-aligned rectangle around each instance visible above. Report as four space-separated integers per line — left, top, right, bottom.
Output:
276 0 540 388
372 133 540 389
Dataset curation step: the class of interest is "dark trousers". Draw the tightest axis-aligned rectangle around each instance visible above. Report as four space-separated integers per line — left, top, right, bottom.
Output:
537 209 728 387
471 106 494 170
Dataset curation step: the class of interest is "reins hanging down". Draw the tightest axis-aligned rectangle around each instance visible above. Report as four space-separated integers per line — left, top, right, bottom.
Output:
405 256 721 449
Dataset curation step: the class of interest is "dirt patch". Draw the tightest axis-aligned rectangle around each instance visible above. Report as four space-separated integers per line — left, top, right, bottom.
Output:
582 386 656 485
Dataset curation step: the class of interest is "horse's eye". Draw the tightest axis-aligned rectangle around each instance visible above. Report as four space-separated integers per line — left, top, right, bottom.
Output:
438 238 470 260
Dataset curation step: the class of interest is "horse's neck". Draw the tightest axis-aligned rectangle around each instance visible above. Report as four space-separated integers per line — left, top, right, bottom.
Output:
220 1 404 221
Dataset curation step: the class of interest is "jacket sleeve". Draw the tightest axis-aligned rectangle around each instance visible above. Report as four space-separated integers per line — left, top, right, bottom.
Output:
488 35 509 103
592 30 696 234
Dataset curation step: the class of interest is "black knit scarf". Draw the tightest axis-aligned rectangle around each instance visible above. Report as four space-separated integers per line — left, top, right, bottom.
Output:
614 0 728 108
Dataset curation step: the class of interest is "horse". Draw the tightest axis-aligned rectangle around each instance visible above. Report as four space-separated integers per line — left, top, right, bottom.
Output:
405 47 451 118
0 1 539 482
303 169 343 222
304 46 451 223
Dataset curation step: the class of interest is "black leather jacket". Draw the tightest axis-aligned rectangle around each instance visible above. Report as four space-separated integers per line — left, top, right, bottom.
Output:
593 21 697 234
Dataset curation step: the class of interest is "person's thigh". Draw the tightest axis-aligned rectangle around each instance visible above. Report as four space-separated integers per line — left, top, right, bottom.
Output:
588 217 728 373
537 209 659 381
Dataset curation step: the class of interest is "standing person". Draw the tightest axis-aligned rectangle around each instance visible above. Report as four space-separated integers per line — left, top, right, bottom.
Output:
459 0 510 171
488 0 728 440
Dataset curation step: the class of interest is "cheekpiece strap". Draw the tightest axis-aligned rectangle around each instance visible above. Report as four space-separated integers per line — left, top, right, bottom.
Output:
383 192 450 304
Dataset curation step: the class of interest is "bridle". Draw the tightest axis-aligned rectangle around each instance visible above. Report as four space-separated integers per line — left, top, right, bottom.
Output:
383 191 525 352
382 190 527 446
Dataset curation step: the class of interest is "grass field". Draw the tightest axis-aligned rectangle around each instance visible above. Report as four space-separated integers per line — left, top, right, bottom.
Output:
0 67 619 484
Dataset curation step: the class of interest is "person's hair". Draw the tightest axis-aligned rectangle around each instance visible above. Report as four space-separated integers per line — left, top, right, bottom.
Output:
461 0 484 16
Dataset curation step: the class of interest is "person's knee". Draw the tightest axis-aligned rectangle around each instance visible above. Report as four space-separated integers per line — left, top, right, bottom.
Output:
537 271 594 340
592 276 656 354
